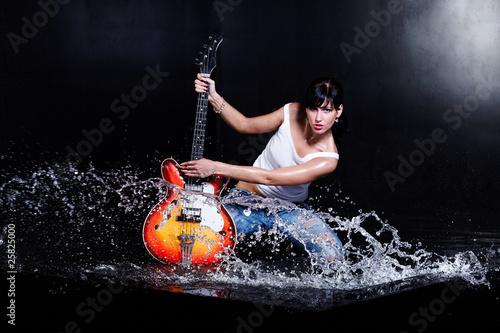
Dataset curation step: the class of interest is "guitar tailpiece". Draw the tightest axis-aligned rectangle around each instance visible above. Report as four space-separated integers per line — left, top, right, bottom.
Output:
180 234 196 265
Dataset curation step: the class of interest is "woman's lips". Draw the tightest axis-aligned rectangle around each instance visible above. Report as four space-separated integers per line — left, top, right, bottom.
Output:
314 124 323 130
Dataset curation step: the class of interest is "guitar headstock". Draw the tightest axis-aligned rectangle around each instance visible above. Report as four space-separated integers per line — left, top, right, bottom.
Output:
194 34 223 76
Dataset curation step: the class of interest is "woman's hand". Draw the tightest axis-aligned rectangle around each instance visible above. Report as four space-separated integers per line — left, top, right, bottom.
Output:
194 73 217 98
180 158 218 178
194 73 225 113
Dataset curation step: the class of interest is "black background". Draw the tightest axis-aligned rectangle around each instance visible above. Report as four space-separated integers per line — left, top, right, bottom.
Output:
2 0 499 223
1 0 500 332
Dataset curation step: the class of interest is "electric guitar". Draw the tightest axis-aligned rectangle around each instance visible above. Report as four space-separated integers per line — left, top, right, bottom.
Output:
143 34 236 265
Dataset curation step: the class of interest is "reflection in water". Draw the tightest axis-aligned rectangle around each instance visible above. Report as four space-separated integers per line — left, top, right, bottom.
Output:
0 156 497 311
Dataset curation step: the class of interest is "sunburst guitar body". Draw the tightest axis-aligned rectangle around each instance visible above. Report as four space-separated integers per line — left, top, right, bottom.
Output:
143 158 236 265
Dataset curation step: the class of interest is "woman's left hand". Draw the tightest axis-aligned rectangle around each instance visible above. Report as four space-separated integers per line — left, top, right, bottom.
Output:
179 158 217 178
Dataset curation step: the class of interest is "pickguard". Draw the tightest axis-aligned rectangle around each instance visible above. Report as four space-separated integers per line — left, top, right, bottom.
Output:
183 182 224 232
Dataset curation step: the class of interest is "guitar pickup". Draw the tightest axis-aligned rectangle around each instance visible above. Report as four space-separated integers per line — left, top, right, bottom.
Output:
176 214 202 223
176 207 202 223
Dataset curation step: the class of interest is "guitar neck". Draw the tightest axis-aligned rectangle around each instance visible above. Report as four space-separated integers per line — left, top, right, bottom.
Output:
190 34 223 162
190 88 209 161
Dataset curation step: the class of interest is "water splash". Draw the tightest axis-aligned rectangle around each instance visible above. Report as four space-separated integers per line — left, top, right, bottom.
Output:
0 157 491 309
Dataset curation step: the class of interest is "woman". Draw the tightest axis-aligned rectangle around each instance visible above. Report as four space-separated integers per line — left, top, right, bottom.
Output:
180 74 346 262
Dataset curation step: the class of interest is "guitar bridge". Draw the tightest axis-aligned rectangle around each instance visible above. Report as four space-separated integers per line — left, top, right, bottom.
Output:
180 234 196 265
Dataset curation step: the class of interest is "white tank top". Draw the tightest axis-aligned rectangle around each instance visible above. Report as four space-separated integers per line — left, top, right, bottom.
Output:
253 103 339 202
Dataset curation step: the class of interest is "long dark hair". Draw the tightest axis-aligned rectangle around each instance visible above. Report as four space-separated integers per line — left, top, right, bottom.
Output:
304 77 348 142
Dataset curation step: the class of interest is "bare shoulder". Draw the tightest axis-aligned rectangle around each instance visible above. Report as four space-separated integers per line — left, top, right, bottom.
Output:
288 102 303 114
287 102 305 122
331 135 339 154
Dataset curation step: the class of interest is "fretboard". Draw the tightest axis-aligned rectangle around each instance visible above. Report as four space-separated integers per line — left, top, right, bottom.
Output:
190 89 209 161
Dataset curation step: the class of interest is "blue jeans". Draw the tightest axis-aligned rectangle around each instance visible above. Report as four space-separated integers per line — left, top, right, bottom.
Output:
223 188 343 261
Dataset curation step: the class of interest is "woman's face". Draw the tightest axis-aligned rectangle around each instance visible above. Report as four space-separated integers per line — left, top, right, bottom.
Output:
305 100 343 134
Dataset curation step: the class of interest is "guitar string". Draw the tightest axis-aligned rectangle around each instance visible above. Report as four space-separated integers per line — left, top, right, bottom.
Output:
185 40 213 237
192 43 210 237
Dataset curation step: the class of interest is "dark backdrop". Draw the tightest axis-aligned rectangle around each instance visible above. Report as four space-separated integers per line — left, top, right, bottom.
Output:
1 0 499 237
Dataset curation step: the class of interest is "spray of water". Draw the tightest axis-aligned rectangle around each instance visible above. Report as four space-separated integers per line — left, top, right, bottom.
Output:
0 155 491 309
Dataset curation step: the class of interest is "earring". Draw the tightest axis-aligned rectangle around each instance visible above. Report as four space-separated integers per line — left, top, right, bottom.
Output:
335 118 339 123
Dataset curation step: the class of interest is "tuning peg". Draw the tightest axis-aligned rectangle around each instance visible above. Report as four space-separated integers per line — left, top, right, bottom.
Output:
203 44 207 48
208 36 213 40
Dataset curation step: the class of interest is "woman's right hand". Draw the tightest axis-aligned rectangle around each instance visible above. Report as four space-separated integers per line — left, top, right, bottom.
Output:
194 73 217 98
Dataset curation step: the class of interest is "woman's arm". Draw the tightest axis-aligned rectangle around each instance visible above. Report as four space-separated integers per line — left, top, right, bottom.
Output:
180 157 338 186
195 74 283 134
